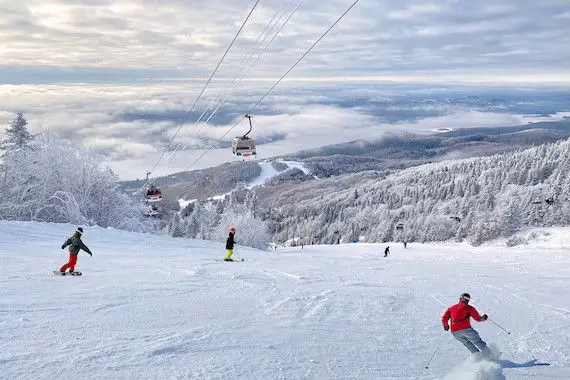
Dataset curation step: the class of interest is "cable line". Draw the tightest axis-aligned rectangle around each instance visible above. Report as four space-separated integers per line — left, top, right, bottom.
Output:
145 0 261 179
179 0 360 174
153 0 301 178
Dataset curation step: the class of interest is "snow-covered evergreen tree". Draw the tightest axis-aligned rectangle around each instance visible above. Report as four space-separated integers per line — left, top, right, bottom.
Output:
1 112 33 154
168 213 185 238
182 201 218 239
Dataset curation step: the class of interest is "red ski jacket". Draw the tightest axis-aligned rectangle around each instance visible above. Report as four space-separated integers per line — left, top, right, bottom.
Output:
442 301 484 332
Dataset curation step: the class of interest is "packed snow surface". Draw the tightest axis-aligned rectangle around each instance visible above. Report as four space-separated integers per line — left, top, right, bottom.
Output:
1 221 568 379
245 161 281 188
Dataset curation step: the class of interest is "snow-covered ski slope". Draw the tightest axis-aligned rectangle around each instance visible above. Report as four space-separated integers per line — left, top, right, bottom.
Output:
1 221 568 380
246 159 313 187
245 161 281 189
178 160 312 208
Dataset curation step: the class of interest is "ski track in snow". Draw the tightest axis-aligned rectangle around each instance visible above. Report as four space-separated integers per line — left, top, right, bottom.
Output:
1 221 569 379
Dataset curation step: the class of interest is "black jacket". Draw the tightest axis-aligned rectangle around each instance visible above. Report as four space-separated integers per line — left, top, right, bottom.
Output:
226 233 235 250
62 232 92 256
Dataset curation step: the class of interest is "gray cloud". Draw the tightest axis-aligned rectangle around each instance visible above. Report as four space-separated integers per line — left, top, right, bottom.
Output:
1 81 568 179
0 0 569 82
1 1 569 179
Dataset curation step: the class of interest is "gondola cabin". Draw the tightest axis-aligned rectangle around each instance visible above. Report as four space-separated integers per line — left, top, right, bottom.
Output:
232 114 257 158
146 186 162 202
232 136 256 158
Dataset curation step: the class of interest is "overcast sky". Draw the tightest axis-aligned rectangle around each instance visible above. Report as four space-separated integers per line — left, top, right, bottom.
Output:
1 0 569 179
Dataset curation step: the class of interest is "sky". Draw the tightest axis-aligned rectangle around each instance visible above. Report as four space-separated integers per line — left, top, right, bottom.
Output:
1 0 569 179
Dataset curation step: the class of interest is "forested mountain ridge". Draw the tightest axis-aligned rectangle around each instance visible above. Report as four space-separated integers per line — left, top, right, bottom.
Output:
125 120 570 202
124 122 570 246
266 137 570 245
287 120 570 177
165 135 570 247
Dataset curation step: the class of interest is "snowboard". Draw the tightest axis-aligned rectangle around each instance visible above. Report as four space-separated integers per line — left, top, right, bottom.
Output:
53 271 82 276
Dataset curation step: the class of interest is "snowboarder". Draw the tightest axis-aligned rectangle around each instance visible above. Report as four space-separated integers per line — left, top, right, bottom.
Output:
384 246 390 257
442 293 491 355
59 227 92 274
224 227 236 261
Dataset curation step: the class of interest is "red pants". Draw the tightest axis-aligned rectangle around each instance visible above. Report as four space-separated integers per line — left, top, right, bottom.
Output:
60 254 78 272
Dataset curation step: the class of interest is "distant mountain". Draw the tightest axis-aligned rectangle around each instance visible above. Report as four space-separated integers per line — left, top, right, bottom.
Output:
122 120 570 212
287 120 570 177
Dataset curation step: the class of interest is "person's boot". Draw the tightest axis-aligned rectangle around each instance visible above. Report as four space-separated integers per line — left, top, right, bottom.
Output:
481 346 498 361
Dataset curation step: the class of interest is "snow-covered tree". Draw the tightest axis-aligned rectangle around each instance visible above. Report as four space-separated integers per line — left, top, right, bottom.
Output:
0 132 145 230
183 201 218 239
1 112 33 154
214 205 270 250
168 213 185 238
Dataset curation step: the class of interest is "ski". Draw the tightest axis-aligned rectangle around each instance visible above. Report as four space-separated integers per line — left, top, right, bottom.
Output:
215 258 245 262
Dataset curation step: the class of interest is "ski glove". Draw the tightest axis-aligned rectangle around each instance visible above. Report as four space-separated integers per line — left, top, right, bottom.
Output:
444 326 449 331
481 314 488 321
61 245 65 249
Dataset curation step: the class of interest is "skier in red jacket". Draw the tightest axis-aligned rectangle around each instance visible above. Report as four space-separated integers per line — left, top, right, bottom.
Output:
442 293 490 355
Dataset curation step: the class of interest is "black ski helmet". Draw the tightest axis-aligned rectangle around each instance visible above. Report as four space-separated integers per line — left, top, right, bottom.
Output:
77 227 83 234
460 293 471 302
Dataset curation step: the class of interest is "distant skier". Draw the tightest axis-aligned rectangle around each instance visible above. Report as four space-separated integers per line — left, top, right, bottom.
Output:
224 227 236 261
403 240 407 249
59 227 92 274
384 246 390 257
442 293 491 356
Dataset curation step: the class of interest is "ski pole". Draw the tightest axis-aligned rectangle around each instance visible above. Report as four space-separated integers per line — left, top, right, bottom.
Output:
524 346 537 361
489 318 536 360
424 332 445 369
489 318 511 335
